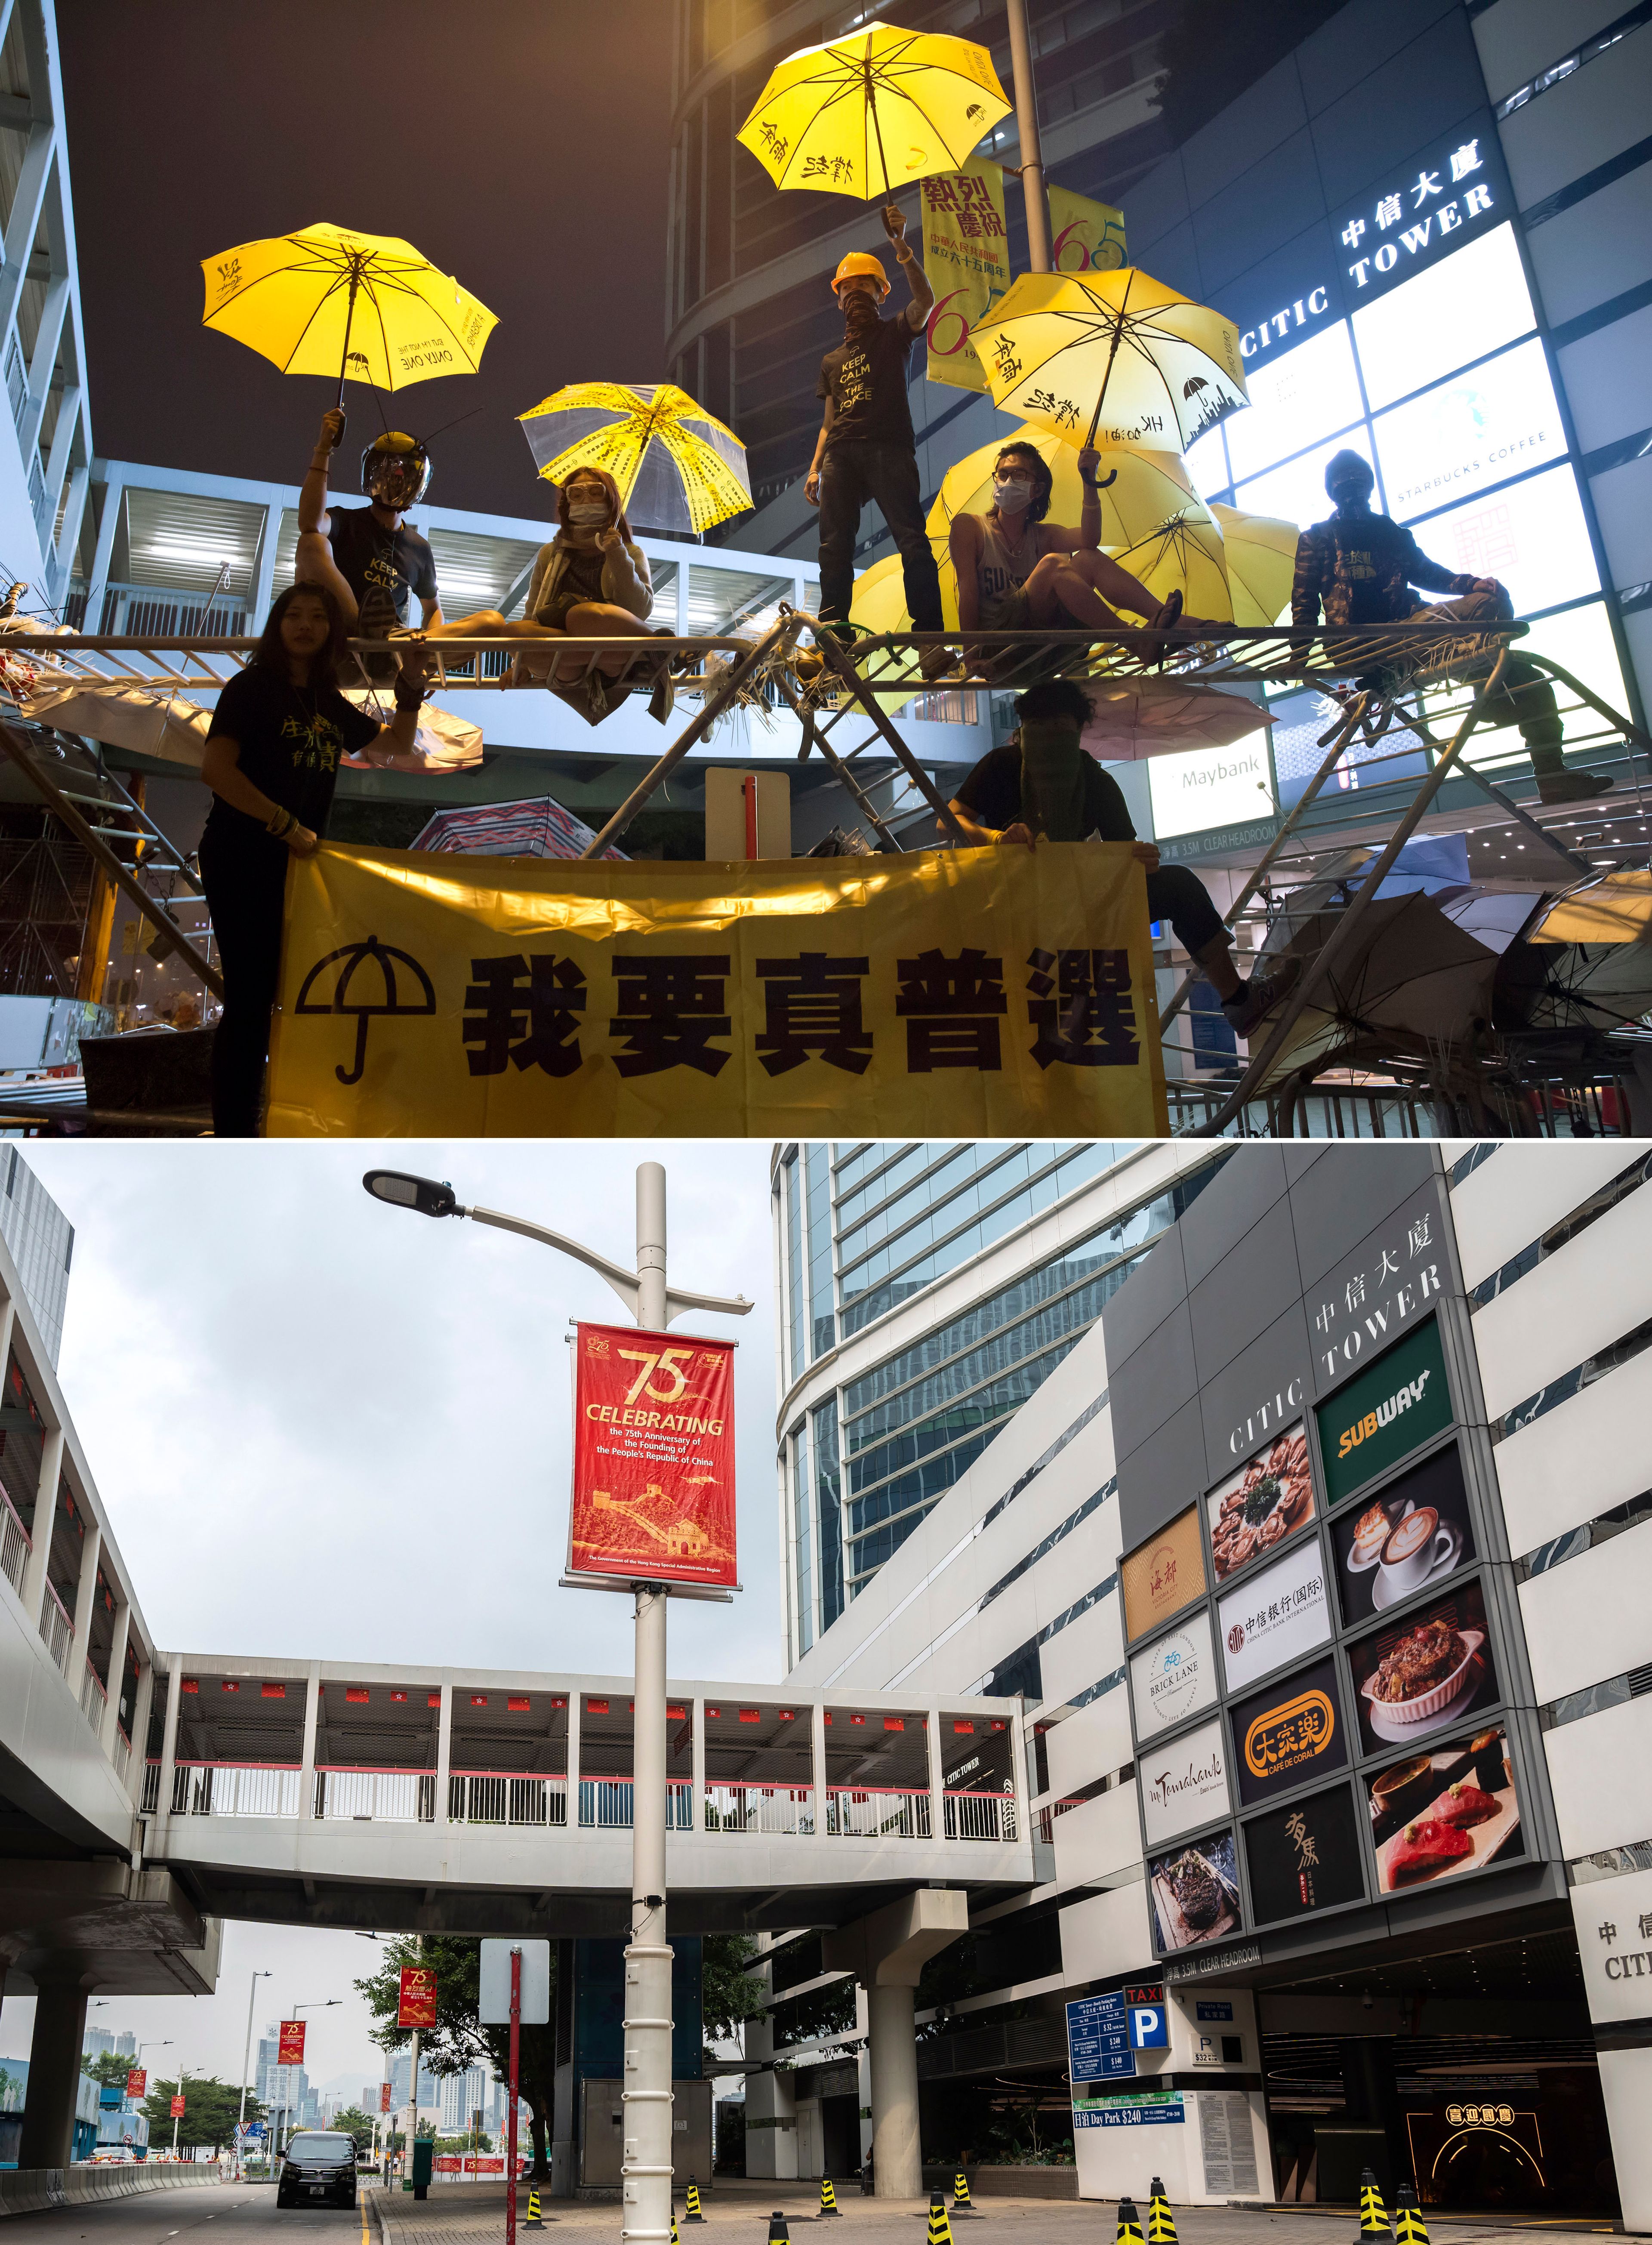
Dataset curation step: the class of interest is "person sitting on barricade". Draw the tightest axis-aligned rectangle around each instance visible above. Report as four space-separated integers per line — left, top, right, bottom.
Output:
421 465 668 722
297 409 441 680
1292 450 1603 805
947 677 1298 1041
951 441 1187 678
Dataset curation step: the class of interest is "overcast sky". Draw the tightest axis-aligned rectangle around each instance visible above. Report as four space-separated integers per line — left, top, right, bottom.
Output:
1 1141 780 2095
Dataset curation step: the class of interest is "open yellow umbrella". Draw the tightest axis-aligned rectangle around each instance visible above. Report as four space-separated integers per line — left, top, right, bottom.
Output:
930 426 1211 559
518 382 750 535
1211 502 1298 627
737 25 1010 200
1529 870 1652 945
1107 510 1233 626
201 221 496 401
971 267 1248 452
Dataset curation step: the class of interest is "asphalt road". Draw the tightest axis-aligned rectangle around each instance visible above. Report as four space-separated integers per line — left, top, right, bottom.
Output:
0 2186 366 2245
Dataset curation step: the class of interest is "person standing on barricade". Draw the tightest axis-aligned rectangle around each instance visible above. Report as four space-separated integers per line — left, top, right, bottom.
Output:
806 204 950 677
947 678 1299 1041
296 408 442 676
1291 449 1602 805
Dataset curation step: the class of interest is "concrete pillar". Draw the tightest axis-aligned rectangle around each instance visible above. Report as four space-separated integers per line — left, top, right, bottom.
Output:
126 1654 155 1807
567 1693 581 1827
551 1937 576 2196
69 1518 101 1677
157 1660 182 1827
811 1702 828 1838
19 1425 62 1622
300 1667 321 1817
925 1706 943 1841
435 1682 453 1823
100 1596 131 1753
18 1978 88 2169
822 1889 968 2200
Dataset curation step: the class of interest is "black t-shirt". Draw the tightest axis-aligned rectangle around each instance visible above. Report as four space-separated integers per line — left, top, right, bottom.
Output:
817 314 918 447
326 506 438 630
202 663 381 844
955 743 1136 841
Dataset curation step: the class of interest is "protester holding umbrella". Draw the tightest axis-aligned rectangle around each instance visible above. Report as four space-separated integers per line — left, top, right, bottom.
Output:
199 581 428 1137
946 677 1299 1040
298 407 442 654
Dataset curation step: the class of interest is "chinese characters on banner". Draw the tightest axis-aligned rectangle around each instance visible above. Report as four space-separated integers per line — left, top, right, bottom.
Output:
170 2094 186 2118
1048 183 1127 274
276 2021 306 2066
397 1967 438 2030
126 2069 147 2099
921 157 1010 393
266 842 1167 1137
570 1325 737 1585
380 2082 394 2114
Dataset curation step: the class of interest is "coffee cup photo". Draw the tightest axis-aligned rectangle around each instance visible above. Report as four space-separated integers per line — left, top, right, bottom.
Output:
1378 1505 1459 1593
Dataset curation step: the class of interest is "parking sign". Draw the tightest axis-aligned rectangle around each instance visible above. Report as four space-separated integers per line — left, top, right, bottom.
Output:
1128 2002 1169 2049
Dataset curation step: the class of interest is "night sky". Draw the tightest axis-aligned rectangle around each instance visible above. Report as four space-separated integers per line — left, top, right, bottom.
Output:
58 1 675 525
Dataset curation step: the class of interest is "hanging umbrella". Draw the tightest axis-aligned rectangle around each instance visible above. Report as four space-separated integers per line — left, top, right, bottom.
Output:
971 267 1248 453
1210 502 1298 628
1082 678 1272 759
20 678 212 770
1106 509 1233 625
411 796 628 861
737 26 1010 201
1529 869 1652 945
518 382 750 535
201 222 496 403
339 691 482 772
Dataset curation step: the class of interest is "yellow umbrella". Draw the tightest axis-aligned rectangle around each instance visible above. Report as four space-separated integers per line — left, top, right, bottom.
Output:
1211 502 1298 627
971 267 1248 452
201 221 496 401
737 25 1010 200
518 382 751 536
1529 870 1652 945
1107 510 1233 626
929 426 1211 559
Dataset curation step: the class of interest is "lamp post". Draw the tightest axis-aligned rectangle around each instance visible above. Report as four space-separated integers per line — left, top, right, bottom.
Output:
1005 0 1051 271
363 1163 752 2245
277 2001 341 2167
171 2063 186 2160
235 1970 273 2178
135 2040 169 2162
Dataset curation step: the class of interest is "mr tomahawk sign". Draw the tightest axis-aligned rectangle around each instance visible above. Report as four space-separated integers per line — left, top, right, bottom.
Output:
570 1323 736 1586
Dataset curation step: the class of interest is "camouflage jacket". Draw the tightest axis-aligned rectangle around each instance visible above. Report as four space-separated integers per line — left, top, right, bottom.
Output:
1291 507 1475 631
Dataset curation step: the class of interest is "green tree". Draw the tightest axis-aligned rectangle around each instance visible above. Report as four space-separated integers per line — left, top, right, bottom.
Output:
140 2074 265 2154
81 2051 137 2091
701 1935 768 2045
330 2105 375 2147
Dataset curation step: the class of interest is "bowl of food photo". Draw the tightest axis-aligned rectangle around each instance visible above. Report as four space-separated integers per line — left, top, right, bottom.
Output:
1359 1616 1485 1726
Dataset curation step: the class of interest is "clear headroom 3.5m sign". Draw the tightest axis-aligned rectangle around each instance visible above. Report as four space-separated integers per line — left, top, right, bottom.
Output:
570 1322 737 1587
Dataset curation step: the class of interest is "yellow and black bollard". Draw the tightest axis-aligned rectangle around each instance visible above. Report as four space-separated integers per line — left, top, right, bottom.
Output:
819 2178 841 2218
1116 2199 1146 2245
928 2192 955 2245
951 2171 977 2217
1393 2186 1429 2245
672 2217 679 2245
1147 2179 1176 2245
769 2214 791 2245
1358 2170 1392 2242
684 2179 706 2223
524 2188 544 2229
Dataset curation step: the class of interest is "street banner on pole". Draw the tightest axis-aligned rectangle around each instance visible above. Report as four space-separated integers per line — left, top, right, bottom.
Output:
397 1967 439 2030
1047 182 1127 272
268 842 1168 1136
277 2021 306 2065
570 1327 737 1586
920 156 1010 392
170 2094 186 2118
380 2082 393 2113
126 2069 146 2099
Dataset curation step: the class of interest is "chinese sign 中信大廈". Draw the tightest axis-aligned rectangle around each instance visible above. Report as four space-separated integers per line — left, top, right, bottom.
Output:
570 1323 736 1588
266 841 1166 1137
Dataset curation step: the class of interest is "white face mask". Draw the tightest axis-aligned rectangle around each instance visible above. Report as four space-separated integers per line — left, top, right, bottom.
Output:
994 475 1033 510
567 494 610 527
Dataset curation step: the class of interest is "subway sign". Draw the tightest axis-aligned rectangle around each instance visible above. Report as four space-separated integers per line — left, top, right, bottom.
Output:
1316 1317 1454 1506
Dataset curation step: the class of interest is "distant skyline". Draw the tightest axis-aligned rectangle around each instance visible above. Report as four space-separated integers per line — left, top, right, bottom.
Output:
5 1141 778 2091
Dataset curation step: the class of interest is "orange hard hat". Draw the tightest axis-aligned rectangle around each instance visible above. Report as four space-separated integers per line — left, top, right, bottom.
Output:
832 252 889 299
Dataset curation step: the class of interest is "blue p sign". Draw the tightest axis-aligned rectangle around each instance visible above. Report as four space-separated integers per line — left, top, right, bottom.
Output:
1128 2004 1168 2049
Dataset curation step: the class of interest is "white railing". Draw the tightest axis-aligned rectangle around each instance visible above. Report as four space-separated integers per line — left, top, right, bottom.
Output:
141 1759 160 1813
171 1762 304 1817
0 1489 27 1595
578 1777 694 1830
826 1785 932 1839
703 1784 815 1836
112 1728 132 1784
314 1767 436 1823
80 1658 107 1730
38 1579 71 1675
448 1771 568 1827
943 1788 1017 1841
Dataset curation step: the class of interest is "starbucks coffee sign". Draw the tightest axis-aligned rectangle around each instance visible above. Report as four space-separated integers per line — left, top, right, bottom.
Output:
1131 1608 1219 1737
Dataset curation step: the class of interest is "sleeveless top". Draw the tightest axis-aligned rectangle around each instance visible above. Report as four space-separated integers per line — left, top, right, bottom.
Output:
975 512 1040 611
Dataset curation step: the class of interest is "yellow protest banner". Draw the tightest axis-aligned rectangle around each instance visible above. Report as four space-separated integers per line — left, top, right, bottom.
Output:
266 842 1167 1138
1048 182 1128 273
920 157 1011 394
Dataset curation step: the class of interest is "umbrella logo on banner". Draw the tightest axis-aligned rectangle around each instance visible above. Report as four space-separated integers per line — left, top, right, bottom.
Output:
294 935 436 1085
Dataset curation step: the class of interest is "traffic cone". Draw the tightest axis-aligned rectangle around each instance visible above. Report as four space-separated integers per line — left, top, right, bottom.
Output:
1147 2180 1176 2245
1358 2170 1392 2241
672 2217 679 2245
929 2193 954 2245
1116 2199 1146 2245
1393 2186 1429 2245
685 2179 706 2223
524 2188 543 2228
951 2171 977 2216
819 2178 840 2217
769 2214 791 2245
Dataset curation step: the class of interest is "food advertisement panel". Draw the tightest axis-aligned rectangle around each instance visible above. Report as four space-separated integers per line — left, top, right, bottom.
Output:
1140 1716 1231 1849
1217 1535 1331 1693
1147 1831 1241 1954
1365 1724 1524 1894
1230 1653 1348 1808
1205 1421 1315 1585
1346 1579 1498 1756
569 1322 737 1586
1122 1506 1207 1643
1331 1440 1475 1627
1316 1317 1453 1507
1130 1608 1219 1738
1243 1782 1366 1924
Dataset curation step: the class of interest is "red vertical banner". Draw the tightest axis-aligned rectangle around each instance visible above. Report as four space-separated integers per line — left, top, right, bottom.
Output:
170 2094 186 2118
277 2021 306 2065
569 1324 737 1585
379 2082 393 2114
397 1966 438 2029
126 2068 146 2099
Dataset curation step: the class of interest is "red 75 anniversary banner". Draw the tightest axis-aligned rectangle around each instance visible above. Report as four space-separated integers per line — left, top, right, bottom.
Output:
570 1324 736 1587
397 1967 438 2030
277 2021 305 2065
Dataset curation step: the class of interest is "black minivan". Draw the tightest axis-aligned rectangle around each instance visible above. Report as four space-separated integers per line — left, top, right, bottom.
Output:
276 2131 360 2210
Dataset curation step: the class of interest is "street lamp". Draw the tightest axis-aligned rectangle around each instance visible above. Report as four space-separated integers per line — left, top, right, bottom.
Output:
273 2002 342 2165
235 1971 273 2179
132 2042 170 2158
364 1162 752 2245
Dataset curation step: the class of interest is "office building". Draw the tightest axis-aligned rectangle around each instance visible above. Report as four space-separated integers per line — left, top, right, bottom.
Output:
0 1148 72 1367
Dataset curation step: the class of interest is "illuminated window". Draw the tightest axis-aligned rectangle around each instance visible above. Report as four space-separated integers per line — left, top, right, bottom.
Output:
1226 321 1365 483
1183 423 1230 500
1375 338 1565 522
1410 461 1599 615
1350 222 1534 411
